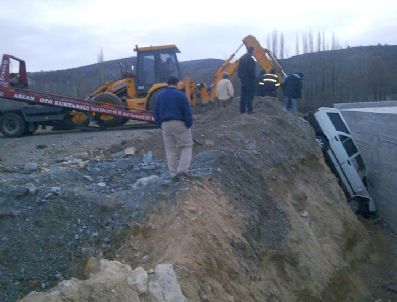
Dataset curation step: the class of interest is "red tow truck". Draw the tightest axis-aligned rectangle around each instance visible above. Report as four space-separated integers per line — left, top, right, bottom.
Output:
0 54 154 137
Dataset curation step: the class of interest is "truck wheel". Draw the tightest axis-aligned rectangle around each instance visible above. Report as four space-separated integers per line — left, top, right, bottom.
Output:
0 113 27 137
147 88 165 112
92 93 128 128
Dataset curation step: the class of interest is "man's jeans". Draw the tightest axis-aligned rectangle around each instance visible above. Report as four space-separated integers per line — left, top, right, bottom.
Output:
161 120 193 177
283 96 297 113
240 84 255 113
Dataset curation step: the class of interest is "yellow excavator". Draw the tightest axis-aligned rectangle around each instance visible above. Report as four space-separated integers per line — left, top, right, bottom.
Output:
88 44 197 127
199 35 287 103
88 35 285 127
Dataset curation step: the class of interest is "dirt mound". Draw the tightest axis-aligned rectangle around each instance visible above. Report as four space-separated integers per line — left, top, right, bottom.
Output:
0 97 380 301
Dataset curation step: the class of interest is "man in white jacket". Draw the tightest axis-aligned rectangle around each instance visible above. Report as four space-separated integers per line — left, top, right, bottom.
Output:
216 72 234 108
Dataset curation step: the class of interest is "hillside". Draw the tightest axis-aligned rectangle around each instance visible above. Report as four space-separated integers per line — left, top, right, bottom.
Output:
282 45 397 111
28 45 397 111
3 98 396 302
29 58 224 98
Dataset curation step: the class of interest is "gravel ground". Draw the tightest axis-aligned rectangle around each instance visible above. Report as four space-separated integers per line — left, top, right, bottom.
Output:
0 98 396 301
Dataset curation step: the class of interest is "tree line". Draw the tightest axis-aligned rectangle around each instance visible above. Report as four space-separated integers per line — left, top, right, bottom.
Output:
265 30 345 59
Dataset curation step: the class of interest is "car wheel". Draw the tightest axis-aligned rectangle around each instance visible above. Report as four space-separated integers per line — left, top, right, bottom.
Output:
348 196 370 218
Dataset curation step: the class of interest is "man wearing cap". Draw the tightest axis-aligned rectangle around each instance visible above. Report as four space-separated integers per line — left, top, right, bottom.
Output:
282 72 304 113
216 72 234 108
237 46 256 114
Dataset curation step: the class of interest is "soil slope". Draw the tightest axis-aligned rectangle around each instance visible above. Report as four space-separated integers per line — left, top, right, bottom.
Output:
0 98 382 301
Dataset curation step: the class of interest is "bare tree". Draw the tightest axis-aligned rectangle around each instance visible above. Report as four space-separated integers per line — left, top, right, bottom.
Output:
295 34 300 56
302 34 308 54
331 32 336 50
279 32 285 59
97 48 104 63
308 30 314 53
317 32 321 52
266 34 271 50
272 30 278 58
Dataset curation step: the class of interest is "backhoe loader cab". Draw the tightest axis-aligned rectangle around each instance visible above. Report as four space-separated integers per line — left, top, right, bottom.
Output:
135 45 181 96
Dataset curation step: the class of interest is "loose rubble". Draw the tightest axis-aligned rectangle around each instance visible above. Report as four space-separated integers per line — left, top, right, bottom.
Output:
20 259 186 302
0 97 395 301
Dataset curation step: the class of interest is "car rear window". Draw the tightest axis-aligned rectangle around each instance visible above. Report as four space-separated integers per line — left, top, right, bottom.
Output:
327 112 350 134
339 135 358 157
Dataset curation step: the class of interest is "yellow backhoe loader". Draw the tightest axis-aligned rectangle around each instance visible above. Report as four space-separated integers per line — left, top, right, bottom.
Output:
88 35 285 127
88 45 196 127
199 35 287 103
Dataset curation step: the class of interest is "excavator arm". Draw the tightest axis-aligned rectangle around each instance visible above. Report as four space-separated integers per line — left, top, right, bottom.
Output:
242 35 286 84
207 35 286 102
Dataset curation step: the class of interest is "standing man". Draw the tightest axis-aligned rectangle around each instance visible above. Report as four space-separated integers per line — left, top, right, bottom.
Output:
237 46 256 114
257 68 280 97
154 76 193 179
216 72 234 108
282 72 303 113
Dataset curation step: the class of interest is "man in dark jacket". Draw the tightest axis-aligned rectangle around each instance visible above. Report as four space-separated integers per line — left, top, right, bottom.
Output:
282 72 303 113
237 46 256 114
154 76 193 178
257 69 280 97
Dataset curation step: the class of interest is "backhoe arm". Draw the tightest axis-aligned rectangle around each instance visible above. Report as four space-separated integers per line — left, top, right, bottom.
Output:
242 35 286 84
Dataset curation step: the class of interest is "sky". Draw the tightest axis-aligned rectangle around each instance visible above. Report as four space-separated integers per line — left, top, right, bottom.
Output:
1 0 396 72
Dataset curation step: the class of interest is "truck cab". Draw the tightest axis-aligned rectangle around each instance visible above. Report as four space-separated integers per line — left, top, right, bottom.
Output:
0 54 88 137
306 107 376 216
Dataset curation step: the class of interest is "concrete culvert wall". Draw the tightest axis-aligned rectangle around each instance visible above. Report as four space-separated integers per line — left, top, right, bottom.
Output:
335 101 397 233
0 97 375 301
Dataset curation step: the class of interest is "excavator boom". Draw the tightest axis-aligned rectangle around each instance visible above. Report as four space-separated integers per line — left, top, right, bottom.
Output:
207 35 286 102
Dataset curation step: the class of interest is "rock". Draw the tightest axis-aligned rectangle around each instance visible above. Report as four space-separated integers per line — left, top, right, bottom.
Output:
204 139 215 146
20 259 185 302
13 186 29 197
188 206 197 213
142 255 150 263
57 279 79 299
148 264 187 302
127 267 148 294
83 175 94 182
133 175 160 190
124 147 136 156
49 187 61 195
0 164 16 173
0 210 20 218
26 184 37 194
97 182 107 188
111 151 125 159
245 140 257 150
24 162 38 173
27 278 38 288
36 144 48 149
143 151 154 163
76 151 90 160
300 210 309 218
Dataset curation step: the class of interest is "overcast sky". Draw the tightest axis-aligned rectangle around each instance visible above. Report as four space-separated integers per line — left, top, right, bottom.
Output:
1 0 396 71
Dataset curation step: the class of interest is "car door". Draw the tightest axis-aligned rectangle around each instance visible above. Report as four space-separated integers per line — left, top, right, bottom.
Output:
337 134 368 195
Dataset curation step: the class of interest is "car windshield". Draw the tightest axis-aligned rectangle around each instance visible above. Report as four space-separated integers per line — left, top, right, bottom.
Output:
327 112 350 134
